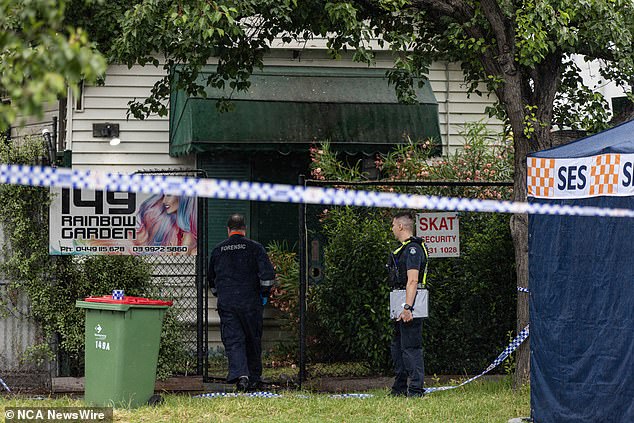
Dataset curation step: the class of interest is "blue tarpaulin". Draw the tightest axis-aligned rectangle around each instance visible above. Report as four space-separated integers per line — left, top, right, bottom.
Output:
528 121 634 423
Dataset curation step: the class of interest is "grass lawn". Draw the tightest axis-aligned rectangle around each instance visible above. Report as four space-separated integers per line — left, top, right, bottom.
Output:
1 379 529 422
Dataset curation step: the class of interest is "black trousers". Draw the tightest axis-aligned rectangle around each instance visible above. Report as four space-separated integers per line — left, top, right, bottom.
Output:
218 305 263 383
391 318 425 395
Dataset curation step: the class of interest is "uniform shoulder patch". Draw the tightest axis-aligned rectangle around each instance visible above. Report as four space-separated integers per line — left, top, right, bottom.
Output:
409 247 417 255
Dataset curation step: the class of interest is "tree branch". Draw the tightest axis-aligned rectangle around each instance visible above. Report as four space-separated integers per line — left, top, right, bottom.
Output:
409 0 502 80
574 45 618 62
479 0 517 78
410 0 475 24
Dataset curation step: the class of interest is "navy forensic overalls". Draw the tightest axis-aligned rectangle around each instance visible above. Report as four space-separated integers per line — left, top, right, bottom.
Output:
207 233 276 383
388 236 428 396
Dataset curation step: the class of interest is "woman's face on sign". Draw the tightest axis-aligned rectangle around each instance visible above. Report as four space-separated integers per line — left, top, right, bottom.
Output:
162 195 179 214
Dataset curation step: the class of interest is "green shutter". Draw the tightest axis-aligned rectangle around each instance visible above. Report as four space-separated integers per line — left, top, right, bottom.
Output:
170 66 441 157
250 153 307 249
199 156 251 251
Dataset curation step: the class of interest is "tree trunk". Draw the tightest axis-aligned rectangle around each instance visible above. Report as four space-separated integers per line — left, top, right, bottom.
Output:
511 130 531 388
510 114 555 388
502 54 560 387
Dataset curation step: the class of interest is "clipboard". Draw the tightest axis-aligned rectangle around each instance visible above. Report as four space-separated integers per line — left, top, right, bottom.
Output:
390 289 428 319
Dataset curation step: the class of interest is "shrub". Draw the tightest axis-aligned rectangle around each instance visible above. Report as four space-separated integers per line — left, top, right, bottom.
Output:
267 242 300 360
302 122 517 375
0 136 188 379
312 207 394 371
423 212 516 373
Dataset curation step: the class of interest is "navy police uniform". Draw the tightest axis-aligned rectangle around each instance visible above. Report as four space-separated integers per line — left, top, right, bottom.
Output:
207 233 276 384
387 236 428 397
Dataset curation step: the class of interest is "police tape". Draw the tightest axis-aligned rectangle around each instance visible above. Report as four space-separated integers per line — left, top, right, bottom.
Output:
517 287 530 293
424 325 529 394
330 393 374 398
2 164 634 218
191 326 529 400
194 391 374 399
195 391 281 398
0 375 10 392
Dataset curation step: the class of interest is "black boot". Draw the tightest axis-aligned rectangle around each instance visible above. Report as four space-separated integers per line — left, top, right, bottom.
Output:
247 379 261 392
236 376 249 392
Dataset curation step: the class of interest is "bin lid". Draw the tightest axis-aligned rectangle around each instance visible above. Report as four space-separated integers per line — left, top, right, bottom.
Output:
83 295 173 306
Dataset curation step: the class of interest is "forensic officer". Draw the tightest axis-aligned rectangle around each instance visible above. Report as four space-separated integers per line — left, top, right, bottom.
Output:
388 211 429 397
207 213 276 392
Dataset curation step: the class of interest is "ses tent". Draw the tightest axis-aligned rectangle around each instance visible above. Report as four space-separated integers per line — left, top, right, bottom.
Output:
527 120 634 423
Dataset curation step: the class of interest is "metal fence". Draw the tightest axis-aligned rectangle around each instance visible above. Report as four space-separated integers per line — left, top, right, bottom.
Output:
136 169 208 376
198 177 516 389
0 284 51 391
296 178 516 387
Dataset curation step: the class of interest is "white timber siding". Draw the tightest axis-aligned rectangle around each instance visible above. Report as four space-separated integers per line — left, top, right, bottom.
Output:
68 65 195 173
263 48 503 154
8 101 59 143
435 62 504 153
71 52 501 172
63 50 500 356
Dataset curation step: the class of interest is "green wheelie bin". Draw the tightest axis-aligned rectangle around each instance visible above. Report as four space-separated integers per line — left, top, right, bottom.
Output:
76 295 172 408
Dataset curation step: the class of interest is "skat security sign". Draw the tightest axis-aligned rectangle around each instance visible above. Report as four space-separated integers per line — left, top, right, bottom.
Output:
416 212 460 258
527 154 634 199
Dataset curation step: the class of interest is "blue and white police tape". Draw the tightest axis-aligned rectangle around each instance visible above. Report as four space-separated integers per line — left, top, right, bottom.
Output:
0 375 10 393
2 164 634 218
329 393 374 399
195 391 281 398
112 289 124 300
517 287 530 293
190 326 530 402
424 325 529 394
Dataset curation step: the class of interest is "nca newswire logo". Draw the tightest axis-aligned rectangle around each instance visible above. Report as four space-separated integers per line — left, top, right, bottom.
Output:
4 407 112 422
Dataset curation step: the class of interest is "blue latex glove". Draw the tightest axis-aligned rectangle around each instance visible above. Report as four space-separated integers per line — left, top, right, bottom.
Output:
260 288 270 306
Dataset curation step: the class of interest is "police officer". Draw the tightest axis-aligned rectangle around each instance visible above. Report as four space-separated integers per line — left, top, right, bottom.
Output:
207 213 276 392
388 211 429 397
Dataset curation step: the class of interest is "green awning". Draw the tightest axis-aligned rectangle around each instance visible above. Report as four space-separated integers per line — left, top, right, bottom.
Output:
169 66 440 157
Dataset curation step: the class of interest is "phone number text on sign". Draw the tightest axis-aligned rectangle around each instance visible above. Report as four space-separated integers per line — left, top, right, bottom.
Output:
416 212 460 258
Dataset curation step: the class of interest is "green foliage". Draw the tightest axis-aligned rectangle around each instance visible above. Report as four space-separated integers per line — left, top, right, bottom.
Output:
303 124 517 374
268 242 300 320
50 256 153 358
0 137 187 378
312 207 394 371
156 308 193 380
309 144 367 182
554 59 613 133
0 137 51 316
0 0 106 130
377 122 514 198
306 208 516 375
503 330 517 378
20 343 56 369
110 0 300 119
79 0 634 140
5 0 632 149
267 242 301 358
65 0 136 55
423 213 516 373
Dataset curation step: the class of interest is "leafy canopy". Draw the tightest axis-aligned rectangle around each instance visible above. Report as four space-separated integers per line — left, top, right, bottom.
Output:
101 0 634 134
2 0 632 134
0 0 106 130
